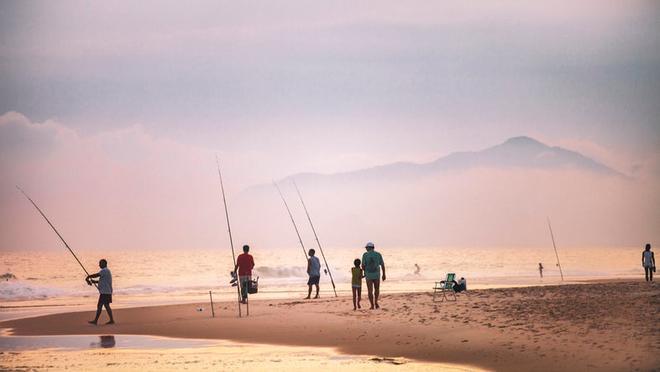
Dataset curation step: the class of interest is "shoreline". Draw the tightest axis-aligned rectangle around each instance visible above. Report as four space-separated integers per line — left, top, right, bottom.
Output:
2 280 658 371
0 274 638 311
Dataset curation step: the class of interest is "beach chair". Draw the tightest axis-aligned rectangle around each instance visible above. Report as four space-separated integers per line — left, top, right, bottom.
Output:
433 273 457 302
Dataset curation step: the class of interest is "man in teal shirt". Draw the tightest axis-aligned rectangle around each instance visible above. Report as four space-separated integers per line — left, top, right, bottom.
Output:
361 242 386 309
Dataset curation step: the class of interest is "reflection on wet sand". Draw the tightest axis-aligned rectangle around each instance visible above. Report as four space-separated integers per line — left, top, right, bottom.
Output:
0 333 216 351
90 335 116 348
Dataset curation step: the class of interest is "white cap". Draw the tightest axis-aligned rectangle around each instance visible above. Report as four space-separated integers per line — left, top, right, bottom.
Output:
365 242 375 249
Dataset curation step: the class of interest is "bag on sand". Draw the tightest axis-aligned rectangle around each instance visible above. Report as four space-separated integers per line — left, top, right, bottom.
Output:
248 277 259 294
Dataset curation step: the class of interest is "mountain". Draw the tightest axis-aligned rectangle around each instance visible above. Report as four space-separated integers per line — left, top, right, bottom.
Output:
230 136 638 248
263 136 623 189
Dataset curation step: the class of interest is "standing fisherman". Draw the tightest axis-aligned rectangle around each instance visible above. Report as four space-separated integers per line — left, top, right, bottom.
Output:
306 249 321 299
17 187 115 321
86 259 115 325
642 243 655 282
235 245 255 304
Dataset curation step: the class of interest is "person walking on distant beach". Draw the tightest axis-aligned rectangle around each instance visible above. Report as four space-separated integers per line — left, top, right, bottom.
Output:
235 245 255 304
86 259 114 325
351 258 364 310
306 249 321 299
362 242 386 310
642 243 655 282
538 263 544 279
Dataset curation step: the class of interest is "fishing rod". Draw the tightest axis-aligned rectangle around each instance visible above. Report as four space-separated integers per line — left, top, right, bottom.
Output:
16 186 97 288
293 180 337 297
273 181 308 262
547 217 564 281
215 155 243 317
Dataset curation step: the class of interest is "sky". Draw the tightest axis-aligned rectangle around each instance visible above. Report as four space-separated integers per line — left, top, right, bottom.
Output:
1 1 659 251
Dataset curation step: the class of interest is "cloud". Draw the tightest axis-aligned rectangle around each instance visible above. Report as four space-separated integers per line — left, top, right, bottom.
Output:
0 111 75 160
0 111 228 251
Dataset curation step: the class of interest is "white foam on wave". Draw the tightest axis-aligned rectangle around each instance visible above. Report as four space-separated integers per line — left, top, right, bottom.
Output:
253 266 307 279
0 280 71 301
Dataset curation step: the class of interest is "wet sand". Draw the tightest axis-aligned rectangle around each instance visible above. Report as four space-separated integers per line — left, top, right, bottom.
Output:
1 281 658 371
0 343 473 371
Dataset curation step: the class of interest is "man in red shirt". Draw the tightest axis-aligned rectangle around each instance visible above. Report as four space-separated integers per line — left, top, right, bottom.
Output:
234 244 255 304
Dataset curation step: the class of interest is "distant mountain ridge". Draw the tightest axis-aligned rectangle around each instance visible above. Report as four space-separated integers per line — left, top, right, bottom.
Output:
249 136 623 191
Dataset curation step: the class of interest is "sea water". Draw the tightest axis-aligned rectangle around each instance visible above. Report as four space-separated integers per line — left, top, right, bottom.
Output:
0 245 643 316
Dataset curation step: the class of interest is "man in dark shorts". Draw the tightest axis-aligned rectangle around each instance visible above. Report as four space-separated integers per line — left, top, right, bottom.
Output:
361 242 386 309
86 259 114 325
235 244 255 304
305 249 321 299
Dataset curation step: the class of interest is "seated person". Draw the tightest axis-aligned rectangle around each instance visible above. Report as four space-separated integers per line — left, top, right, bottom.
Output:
440 276 467 293
453 277 467 292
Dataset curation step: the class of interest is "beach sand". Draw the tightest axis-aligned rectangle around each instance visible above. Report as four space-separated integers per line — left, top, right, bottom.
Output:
1 281 658 371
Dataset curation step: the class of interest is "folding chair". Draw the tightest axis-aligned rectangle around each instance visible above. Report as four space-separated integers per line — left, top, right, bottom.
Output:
433 273 457 302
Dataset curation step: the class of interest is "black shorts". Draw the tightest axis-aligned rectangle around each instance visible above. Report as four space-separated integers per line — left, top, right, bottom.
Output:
307 275 320 285
98 294 112 305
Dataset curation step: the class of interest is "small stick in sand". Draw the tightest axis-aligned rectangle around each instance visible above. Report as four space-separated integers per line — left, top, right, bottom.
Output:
209 291 215 318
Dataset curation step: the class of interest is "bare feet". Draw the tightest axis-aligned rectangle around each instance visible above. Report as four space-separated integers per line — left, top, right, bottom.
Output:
304 296 310 299
358 303 361 309
375 303 380 309
313 295 319 299
88 320 97 325
105 320 115 325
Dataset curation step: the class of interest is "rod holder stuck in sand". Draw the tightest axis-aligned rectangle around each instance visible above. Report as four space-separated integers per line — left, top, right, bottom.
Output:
209 291 215 318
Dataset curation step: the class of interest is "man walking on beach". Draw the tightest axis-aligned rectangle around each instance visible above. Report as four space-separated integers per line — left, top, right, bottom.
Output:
362 242 385 309
235 245 255 304
306 249 321 299
642 243 655 282
86 259 114 325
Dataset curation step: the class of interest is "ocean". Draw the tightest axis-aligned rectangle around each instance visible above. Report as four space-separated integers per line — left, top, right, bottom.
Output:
0 245 643 319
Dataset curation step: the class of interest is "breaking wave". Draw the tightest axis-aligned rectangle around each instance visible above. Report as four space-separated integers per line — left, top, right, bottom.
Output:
0 280 70 301
253 266 307 278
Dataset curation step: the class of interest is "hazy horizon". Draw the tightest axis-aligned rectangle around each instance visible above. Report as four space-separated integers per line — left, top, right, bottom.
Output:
1 1 658 251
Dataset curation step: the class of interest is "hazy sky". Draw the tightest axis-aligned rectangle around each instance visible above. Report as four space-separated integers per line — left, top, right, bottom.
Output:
1 1 659 250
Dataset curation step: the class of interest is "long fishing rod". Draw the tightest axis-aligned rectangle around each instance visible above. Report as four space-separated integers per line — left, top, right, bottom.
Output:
16 186 97 288
273 181 308 262
547 217 564 281
215 155 242 317
293 180 337 297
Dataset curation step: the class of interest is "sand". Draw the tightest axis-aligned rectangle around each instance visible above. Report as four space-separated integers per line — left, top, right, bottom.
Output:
1 281 658 371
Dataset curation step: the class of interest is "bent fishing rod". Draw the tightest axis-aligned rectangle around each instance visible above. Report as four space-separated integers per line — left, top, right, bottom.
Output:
215 155 243 317
547 217 564 281
16 186 97 288
293 180 337 297
273 181 308 262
